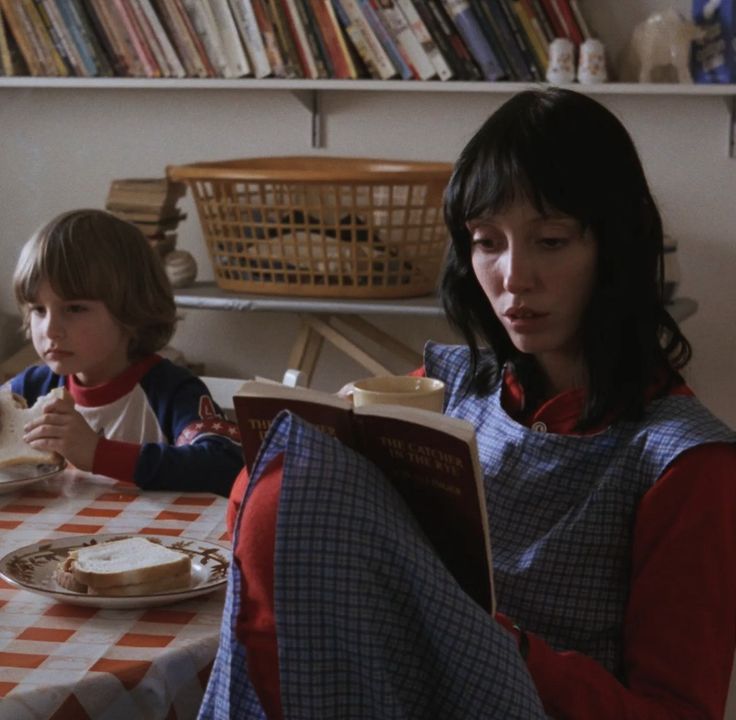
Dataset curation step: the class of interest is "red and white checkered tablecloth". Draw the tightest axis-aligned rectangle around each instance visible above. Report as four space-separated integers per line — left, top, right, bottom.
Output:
0 470 231 720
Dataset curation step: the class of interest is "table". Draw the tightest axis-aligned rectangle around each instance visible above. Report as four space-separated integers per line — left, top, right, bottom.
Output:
174 282 699 386
0 470 229 720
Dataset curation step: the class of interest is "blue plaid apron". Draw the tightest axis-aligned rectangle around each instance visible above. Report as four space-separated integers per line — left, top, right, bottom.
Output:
200 343 734 718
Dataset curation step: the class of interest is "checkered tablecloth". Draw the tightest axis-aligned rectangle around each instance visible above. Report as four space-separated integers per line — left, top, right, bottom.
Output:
0 470 230 720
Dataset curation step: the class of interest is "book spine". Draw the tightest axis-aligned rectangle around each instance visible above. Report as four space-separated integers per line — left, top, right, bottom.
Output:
295 0 331 78
138 0 186 77
395 0 453 81
356 0 411 78
479 0 532 81
426 0 481 80
547 0 582 45
227 0 271 78
373 0 435 80
152 0 200 77
51 0 95 75
127 0 168 76
467 0 514 80
0 7 13 74
498 0 542 79
411 0 463 79
180 0 227 76
567 0 591 41
538 0 565 38
329 0 378 78
250 0 286 77
519 0 550 65
441 0 506 80
529 0 555 42
508 0 547 72
265 0 302 77
209 0 251 77
69 0 114 75
21 0 57 74
172 0 218 76
282 0 319 78
110 0 157 76
34 0 75 74
331 0 390 78
309 0 346 78
78 0 126 75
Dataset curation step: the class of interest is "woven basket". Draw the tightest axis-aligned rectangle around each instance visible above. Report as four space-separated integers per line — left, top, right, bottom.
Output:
167 156 453 299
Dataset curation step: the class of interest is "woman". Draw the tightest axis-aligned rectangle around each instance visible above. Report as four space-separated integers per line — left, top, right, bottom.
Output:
203 88 736 719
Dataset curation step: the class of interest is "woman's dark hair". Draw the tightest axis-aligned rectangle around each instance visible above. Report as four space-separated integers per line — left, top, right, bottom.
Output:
14 209 177 359
441 87 690 429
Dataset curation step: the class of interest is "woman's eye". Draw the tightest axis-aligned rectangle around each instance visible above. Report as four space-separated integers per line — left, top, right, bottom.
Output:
471 236 502 252
66 304 87 313
29 305 45 316
539 236 567 249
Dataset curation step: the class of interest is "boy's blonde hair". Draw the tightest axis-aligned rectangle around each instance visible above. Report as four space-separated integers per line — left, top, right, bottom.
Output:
13 209 177 358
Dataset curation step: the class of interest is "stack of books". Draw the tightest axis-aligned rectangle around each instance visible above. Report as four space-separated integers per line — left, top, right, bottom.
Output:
0 0 595 83
105 178 187 257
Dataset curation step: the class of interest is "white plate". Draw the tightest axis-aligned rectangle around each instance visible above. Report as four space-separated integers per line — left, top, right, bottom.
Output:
0 461 66 494
0 534 230 609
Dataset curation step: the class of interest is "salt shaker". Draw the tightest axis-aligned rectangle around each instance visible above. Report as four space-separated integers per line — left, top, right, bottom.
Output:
546 38 575 84
577 38 608 83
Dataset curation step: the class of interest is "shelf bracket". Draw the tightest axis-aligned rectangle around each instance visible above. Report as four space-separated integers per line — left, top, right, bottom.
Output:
291 89 323 149
728 96 736 158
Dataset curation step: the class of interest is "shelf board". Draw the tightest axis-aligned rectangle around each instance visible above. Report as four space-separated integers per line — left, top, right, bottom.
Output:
2 76 736 96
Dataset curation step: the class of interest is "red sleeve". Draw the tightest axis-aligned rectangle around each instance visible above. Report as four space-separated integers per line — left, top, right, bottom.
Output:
232 456 283 720
92 437 140 483
509 442 736 719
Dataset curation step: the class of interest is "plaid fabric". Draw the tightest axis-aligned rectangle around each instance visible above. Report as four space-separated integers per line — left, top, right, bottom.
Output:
201 412 546 719
425 342 736 673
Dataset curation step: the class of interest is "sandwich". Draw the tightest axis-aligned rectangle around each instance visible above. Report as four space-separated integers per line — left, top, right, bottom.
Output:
55 536 192 596
0 387 67 468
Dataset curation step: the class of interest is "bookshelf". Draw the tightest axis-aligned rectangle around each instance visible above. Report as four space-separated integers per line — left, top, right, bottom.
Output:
2 76 736 153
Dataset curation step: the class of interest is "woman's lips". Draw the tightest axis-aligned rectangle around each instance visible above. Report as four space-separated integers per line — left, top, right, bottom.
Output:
503 308 549 330
45 349 72 361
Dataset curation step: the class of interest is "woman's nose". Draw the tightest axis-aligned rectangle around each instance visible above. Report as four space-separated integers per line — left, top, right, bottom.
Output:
503 248 535 293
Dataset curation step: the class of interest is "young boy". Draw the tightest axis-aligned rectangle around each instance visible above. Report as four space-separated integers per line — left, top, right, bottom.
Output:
5 209 242 496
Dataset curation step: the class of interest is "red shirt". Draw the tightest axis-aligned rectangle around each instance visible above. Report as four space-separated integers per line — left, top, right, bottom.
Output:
228 372 736 720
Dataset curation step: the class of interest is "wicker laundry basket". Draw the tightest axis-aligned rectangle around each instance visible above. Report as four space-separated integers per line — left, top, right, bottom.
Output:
167 156 453 298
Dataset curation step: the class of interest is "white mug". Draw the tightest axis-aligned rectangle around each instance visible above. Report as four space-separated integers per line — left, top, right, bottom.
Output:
546 38 575 84
577 39 607 84
351 376 445 413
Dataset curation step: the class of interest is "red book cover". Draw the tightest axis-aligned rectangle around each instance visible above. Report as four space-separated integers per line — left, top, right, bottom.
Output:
233 379 495 614
307 0 351 78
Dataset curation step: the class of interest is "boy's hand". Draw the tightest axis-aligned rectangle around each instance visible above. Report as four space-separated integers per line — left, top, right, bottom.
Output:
22 394 99 471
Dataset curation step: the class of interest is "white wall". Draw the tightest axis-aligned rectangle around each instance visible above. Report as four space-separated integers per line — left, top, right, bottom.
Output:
1 0 735 426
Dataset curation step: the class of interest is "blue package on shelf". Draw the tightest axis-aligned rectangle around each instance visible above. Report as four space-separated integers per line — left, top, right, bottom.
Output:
692 0 736 82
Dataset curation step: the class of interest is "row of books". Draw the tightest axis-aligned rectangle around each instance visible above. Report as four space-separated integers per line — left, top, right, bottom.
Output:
0 0 594 82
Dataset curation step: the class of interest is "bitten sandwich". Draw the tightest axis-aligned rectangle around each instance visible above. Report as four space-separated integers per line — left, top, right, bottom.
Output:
55 536 192 596
0 387 67 468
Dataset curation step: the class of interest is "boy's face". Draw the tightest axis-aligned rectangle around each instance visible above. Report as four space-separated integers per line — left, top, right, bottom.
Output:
28 279 132 386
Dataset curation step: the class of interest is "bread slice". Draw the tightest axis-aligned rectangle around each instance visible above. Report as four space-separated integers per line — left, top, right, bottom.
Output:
0 387 67 468
86 570 192 596
68 537 192 591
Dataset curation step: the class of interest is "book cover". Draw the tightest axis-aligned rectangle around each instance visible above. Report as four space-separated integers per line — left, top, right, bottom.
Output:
567 0 591 40
234 379 495 614
208 0 252 77
466 0 514 80
537 0 565 38
474 0 532 81
544 0 583 45
0 1 40 75
331 0 397 79
372 0 436 80
426 0 482 80
441 0 506 80
120 0 163 76
33 0 74 75
227 0 272 78
17 0 56 74
395 0 453 80
356 0 412 78
528 0 555 42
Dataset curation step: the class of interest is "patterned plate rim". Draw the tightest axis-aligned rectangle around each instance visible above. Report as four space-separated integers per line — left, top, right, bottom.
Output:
0 533 230 598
